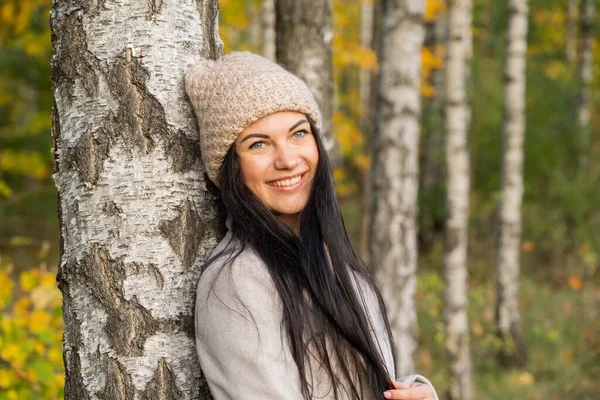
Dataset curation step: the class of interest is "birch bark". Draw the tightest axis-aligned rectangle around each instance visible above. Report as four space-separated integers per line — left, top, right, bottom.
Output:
566 0 579 65
444 0 474 398
261 0 276 61
369 0 425 377
275 0 336 160
51 0 223 398
578 0 596 129
496 0 529 369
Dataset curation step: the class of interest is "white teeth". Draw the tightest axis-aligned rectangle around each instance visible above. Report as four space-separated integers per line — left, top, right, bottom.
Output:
268 175 302 187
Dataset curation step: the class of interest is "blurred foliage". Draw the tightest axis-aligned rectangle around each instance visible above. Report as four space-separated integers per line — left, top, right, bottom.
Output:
0 255 64 400
1 0 599 398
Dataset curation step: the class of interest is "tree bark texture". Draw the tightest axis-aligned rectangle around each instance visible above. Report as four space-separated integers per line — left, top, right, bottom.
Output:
578 0 596 129
261 0 276 61
275 0 336 160
51 1 223 398
566 0 579 65
369 0 425 377
496 0 529 369
444 0 474 399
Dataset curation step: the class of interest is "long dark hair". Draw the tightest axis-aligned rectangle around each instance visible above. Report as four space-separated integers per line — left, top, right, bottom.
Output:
209 118 395 399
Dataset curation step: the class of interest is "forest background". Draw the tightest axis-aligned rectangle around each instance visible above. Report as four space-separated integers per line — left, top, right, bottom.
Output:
0 0 598 399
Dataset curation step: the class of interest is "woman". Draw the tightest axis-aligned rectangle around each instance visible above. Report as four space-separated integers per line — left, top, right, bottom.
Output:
186 52 438 400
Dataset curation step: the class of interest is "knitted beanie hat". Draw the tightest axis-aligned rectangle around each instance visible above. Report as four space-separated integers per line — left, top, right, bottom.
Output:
185 51 322 186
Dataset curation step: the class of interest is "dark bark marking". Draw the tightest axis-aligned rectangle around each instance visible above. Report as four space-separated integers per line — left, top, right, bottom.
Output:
61 299 90 400
102 200 123 217
141 358 184 400
164 129 201 173
101 356 136 400
102 49 169 155
159 199 204 270
196 0 223 59
82 246 159 357
66 127 110 187
146 0 164 21
50 10 99 102
148 264 164 290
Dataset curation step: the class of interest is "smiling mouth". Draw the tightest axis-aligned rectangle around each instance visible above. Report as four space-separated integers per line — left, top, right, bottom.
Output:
267 174 304 188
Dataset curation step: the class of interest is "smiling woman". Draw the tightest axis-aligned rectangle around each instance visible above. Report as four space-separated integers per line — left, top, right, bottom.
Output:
235 111 319 231
185 52 438 400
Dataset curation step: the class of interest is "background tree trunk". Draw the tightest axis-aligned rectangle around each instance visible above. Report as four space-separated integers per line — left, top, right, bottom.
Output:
495 0 530 369
275 0 337 161
51 1 223 398
444 0 474 398
578 0 596 130
566 0 579 65
369 0 425 377
261 0 276 61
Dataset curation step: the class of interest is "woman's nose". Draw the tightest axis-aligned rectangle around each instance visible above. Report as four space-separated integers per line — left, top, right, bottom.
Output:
274 145 300 170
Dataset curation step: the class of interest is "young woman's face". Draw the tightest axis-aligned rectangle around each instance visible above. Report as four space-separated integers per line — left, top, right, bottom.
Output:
235 111 319 229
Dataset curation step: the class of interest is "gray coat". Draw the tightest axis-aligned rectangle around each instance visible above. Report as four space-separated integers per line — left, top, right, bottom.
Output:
195 229 439 399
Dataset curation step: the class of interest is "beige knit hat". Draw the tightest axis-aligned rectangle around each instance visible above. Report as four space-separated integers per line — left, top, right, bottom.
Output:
185 51 322 186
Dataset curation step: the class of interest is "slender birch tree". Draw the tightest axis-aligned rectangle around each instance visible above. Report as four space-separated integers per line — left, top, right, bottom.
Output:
567 0 579 65
275 0 336 159
369 0 425 377
261 0 276 61
578 0 596 130
496 0 529 369
444 0 474 398
51 1 223 398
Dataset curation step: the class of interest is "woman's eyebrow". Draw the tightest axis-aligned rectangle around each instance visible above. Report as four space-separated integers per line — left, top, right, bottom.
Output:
239 133 270 144
288 119 309 132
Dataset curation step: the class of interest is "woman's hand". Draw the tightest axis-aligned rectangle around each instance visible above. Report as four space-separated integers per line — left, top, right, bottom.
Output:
383 380 436 399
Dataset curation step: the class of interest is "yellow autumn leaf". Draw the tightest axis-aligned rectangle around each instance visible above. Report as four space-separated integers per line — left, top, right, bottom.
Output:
568 276 582 291
14 297 31 316
49 348 62 364
521 240 535 253
28 309 52 334
0 368 12 388
0 343 21 363
425 0 446 22
26 366 38 383
20 270 39 292
472 322 484 337
40 272 57 289
515 371 535 385
0 271 14 307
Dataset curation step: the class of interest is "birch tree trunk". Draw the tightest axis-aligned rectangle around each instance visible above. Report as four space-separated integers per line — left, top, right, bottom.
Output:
51 1 223 398
275 0 336 160
566 0 579 65
578 0 596 130
444 0 474 398
369 0 425 377
496 0 529 370
261 0 276 61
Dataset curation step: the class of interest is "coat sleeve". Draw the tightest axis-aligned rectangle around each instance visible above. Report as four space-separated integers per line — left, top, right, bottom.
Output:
353 272 440 400
195 254 303 400
396 374 440 400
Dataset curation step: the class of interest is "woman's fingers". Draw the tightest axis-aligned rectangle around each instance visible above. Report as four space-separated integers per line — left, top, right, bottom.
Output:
383 382 433 399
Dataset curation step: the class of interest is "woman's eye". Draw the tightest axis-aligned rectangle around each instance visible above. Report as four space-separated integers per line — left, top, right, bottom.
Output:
249 141 265 149
292 129 308 139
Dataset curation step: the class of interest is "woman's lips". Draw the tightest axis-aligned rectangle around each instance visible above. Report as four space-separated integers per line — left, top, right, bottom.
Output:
266 173 306 192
